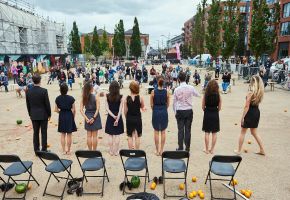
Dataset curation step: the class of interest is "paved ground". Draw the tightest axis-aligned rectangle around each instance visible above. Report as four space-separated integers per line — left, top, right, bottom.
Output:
0 66 289 200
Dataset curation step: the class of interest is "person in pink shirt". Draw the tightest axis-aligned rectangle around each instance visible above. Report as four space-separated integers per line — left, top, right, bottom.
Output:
11 64 18 84
173 71 200 151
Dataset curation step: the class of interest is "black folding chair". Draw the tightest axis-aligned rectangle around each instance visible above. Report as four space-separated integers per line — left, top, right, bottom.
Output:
205 155 242 200
0 154 39 200
162 151 189 199
119 149 150 195
36 151 74 200
75 150 109 196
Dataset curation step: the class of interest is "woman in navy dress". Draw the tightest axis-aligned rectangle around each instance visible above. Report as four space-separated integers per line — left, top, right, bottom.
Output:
202 80 221 154
150 76 169 156
235 75 265 156
80 80 102 150
55 83 77 155
105 81 124 156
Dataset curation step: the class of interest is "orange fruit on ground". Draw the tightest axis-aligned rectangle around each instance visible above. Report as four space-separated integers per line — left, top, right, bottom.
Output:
188 192 194 199
199 192 205 199
244 149 248 153
192 176 197 182
240 189 246 195
191 191 197 197
47 144 51 148
231 179 238 186
248 140 252 144
150 182 156 190
247 190 253 195
179 183 185 190
244 191 251 198
197 190 203 196
27 183 32 190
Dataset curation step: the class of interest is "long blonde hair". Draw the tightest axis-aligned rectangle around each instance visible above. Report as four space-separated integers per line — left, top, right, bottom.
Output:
249 75 264 106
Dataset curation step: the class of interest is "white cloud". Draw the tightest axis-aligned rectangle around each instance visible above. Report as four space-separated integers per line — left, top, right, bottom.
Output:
29 0 200 49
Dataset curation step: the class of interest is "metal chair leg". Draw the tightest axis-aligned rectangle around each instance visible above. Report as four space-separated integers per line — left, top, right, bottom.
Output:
43 173 52 196
163 171 166 199
101 168 106 196
144 171 147 192
209 174 214 200
60 168 71 200
2 176 10 200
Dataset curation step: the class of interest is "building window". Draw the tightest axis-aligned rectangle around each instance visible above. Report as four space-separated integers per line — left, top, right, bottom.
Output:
239 6 246 13
281 22 290 36
283 3 290 18
266 0 276 4
278 42 289 59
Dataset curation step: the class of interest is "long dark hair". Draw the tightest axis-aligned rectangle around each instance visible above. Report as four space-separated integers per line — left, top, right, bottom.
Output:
205 80 219 97
107 81 121 102
82 80 93 106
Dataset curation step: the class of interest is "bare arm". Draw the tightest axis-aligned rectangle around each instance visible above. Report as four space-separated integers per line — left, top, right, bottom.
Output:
202 95 205 111
173 90 177 113
54 104 60 113
218 96 222 111
105 96 117 118
140 96 145 111
123 98 128 117
71 103 76 118
93 94 100 119
80 100 90 122
241 93 252 124
150 90 154 109
166 91 170 109
116 97 124 121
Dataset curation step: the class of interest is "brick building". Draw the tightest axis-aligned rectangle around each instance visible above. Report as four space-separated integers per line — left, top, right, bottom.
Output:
183 16 195 46
80 29 149 58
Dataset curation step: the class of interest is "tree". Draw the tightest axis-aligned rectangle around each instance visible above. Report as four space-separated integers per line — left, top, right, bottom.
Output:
71 21 82 54
130 17 142 59
236 15 246 56
192 4 203 56
101 27 109 53
91 26 101 58
113 20 126 58
206 0 221 59
249 0 278 59
84 35 91 54
221 0 239 59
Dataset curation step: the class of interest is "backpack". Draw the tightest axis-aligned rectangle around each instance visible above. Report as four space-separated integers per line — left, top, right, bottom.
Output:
126 192 159 200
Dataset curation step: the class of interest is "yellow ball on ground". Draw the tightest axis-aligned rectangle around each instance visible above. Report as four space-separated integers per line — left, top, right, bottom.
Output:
197 190 203 196
199 192 205 199
244 191 251 198
191 191 197 197
188 192 194 199
240 189 246 195
231 179 238 186
179 183 185 190
150 182 156 190
192 176 197 182
247 190 253 195
27 183 32 190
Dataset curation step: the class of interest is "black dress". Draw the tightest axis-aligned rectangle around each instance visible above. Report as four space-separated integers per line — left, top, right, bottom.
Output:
202 94 220 133
126 95 142 137
242 104 260 128
105 95 124 135
55 95 77 133
152 89 168 131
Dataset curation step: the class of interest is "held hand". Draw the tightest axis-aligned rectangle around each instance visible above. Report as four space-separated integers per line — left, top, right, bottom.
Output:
86 118 91 124
113 120 118 127
89 118 95 124
113 115 118 120
141 107 147 112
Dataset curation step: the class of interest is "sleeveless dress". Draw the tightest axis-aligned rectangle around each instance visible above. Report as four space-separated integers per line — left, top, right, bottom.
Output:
84 94 102 131
55 95 77 133
152 89 168 131
105 95 124 135
126 95 142 137
202 94 220 133
242 104 260 128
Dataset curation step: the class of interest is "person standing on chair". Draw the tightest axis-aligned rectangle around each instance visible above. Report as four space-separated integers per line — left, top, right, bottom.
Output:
26 73 51 154
173 72 200 152
150 76 170 156
235 75 265 156
80 80 102 150
202 80 222 154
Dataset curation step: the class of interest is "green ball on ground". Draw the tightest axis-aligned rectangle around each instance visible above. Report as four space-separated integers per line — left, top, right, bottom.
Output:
15 183 27 194
131 176 140 188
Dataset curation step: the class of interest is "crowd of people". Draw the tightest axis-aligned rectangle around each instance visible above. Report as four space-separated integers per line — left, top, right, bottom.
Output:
22 61 266 157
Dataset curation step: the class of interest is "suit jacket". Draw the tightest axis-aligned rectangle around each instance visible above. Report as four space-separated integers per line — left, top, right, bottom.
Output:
26 86 51 120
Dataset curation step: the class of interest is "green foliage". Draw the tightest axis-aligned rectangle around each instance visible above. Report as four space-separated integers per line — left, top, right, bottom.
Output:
84 35 91 53
181 44 192 58
101 27 109 53
206 0 221 58
113 20 126 57
71 21 82 54
130 17 142 59
236 15 246 56
249 0 279 59
221 0 239 59
192 4 203 56
91 26 101 58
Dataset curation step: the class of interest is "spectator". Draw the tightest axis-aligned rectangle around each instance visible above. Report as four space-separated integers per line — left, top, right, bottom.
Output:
11 64 18 84
67 71 75 90
193 70 201 86
0 72 9 92
222 71 231 93
16 72 27 97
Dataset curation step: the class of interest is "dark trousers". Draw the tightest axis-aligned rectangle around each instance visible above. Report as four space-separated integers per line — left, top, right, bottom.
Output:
32 120 48 152
176 109 193 151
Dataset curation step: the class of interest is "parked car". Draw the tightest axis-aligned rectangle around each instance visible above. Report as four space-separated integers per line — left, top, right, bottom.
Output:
189 54 211 66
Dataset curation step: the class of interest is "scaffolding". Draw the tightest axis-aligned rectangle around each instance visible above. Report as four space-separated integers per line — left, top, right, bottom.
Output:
0 0 67 55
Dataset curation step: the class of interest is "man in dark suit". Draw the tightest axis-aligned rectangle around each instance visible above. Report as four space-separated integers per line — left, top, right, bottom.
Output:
26 73 51 153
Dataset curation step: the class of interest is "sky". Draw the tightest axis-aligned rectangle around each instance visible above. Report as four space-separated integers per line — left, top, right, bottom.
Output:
26 0 199 49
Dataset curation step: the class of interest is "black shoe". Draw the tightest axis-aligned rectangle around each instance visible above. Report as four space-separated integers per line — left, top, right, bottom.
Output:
0 183 15 192
176 148 183 151
158 176 163 184
153 177 158 184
